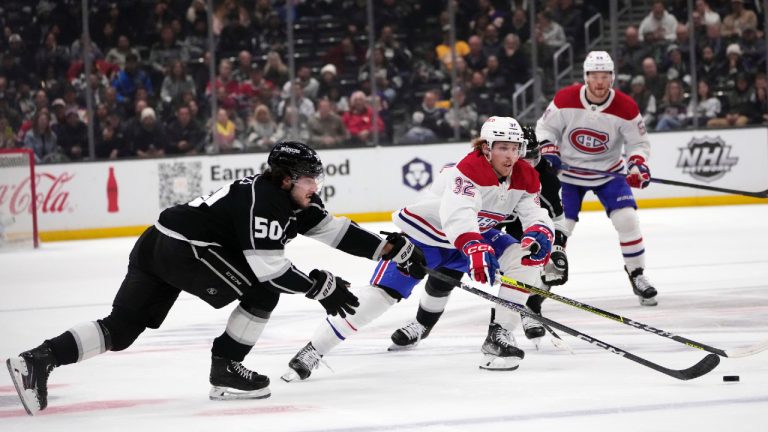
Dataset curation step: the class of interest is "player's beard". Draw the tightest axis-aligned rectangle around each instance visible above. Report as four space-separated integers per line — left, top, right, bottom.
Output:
587 83 610 102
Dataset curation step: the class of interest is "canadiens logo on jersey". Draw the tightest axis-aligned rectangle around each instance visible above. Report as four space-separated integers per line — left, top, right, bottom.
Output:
676 136 739 183
569 128 610 154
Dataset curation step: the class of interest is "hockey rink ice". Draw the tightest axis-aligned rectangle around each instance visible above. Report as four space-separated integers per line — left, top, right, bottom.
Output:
1 204 767 432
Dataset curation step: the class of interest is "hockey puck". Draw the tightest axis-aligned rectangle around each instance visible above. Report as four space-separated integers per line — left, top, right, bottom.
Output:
722 375 740 382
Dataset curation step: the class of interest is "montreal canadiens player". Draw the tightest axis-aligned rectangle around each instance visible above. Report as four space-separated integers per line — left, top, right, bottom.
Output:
535 51 658 306
282 116 554 381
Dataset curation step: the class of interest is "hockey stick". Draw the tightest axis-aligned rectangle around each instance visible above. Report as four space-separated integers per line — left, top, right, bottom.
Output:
422 267 720 381
561 164 768 199
499 274 768 358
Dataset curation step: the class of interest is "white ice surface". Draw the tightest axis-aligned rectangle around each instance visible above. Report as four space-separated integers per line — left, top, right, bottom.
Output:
1 205 767 431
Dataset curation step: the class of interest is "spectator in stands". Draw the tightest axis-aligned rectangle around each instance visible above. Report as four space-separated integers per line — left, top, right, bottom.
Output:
206 59 241 101
23 111 59 162
618 26 651 78
554 0 585 51
126 107 167 158
0 116 17 149
413 90 448 139
112 53 153 104
673 24 691 62
210 107 242 153
708 73 750 127
749 73 768 124
508 9 531 44
35 32 70 80
342 91 384 145
277 82 316 120
466 71 496 121
317 64 340 101
160 60 197 114
724 43 751 85
6 34 35 79
358 47 402 102
105 35 141 70
689 79 722 126
655 79 689 130
282 66 319 101
695 0 721 26
484 55 508 95
641 57 667 101
165 105 204 155
498 33 530 91
700 23 726 59
400 111 438 144
323 37 366 77
69 35 103 64
232 51 255 84
245 104 277 150
149 26 190 78
436 27 470 72
630 75 658 128
95 125 128 159
464 35 488 73
272 106 310 143
58 108 88 160
263 51 289 87
377 25 413 74
184 18 209 59
16 83 36 122
534 10 566 65
444 86 478 139
240 68 275 109
663 44 689 85
739 28 766 75
308 99 348 149
218 9 254 57
638 0 678 43
721 0 757 38
144 0 178 46
481 23 502 57
698 46 725 88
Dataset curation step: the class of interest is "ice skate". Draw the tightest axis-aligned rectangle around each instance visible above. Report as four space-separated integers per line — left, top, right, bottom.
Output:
6 343 57 415
388 321 431 351
625 266 658 306
480 322 525 371
522 310 546 349
209 356 270 400
281 342 322 382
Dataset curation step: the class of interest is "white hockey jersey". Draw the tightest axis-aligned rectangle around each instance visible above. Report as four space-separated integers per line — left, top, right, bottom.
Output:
393 151 553 250
536 84 650 186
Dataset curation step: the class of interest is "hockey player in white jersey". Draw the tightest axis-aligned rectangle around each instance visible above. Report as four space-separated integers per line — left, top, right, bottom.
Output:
282 117 554 381
536 51 658 306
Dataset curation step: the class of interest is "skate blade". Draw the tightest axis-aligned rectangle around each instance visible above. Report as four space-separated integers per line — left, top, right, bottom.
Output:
387 342 418 352
209 386 270 400
478 354 520 371
280 369 302 383
527 336 544 350
6 357 39 416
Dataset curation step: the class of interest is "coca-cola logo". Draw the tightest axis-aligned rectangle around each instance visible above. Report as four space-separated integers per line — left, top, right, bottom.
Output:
569 128 610 154
0 172 75 216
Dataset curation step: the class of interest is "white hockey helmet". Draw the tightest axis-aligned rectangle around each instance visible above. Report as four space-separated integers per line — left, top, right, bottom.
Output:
583 50 614 85
479 116 527 157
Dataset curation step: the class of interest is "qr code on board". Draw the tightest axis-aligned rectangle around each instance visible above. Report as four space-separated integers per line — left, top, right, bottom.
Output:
158 161 203 209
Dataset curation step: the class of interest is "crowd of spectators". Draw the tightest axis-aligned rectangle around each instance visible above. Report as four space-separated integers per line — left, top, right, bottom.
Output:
0 0 766 163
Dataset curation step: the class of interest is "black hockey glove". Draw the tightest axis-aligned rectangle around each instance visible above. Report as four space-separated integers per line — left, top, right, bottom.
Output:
307 269 359 318
542 231 568 286
380 231 427 280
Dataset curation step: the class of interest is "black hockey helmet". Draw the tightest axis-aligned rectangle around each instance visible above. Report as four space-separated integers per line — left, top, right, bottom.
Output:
522 125 540 160
268 141 324 180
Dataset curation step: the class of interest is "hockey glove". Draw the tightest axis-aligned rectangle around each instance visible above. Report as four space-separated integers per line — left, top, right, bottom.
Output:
307 269 359 318
520 224 554 266
626 155 651 189
462 240 500 285
539 140 562 171
380 231 427 280
542 231 568 286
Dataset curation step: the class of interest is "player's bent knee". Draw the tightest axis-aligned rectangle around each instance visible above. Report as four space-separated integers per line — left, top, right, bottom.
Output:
99 308 148 352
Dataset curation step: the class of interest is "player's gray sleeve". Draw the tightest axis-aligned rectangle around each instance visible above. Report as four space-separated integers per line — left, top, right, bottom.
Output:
304 215 387 260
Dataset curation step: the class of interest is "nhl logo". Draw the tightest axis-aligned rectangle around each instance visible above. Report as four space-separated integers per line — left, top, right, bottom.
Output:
676 136 738 183
402 158 433 191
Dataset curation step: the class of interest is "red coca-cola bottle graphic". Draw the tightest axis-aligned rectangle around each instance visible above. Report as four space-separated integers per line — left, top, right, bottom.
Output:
107 166 119 213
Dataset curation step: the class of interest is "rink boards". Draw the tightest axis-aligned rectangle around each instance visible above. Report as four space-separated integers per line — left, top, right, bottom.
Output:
0 126 765 241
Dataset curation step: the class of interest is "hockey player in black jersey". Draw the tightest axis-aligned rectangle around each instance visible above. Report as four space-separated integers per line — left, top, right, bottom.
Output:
388 125 569 351
5 141 425 415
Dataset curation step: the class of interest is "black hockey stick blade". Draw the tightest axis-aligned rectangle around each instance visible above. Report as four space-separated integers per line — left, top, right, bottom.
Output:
423 267 720 380
561 164 768 199
499 275 768 359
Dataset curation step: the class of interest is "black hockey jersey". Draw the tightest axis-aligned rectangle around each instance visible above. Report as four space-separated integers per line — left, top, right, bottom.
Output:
156 174 386 294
